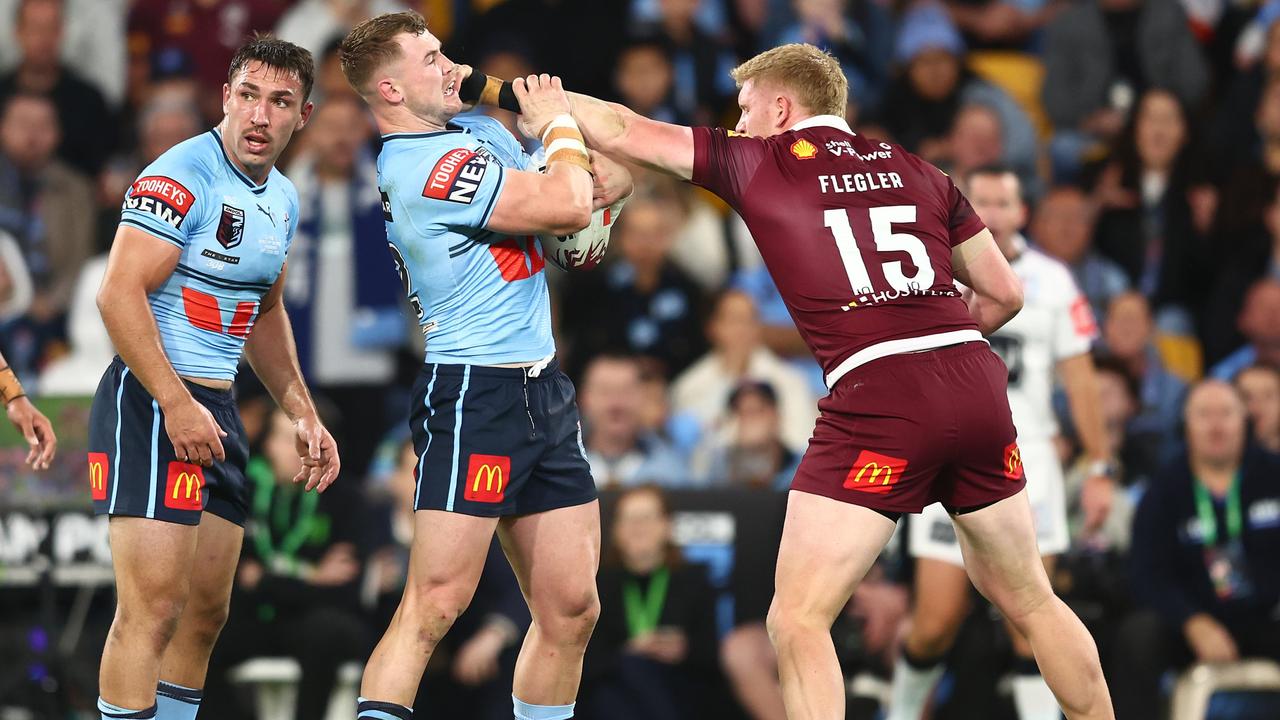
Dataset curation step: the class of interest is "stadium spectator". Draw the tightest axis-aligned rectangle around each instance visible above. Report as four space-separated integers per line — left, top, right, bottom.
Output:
880 2 1036 180
0 226 31 322
203 407 370 720
0 0 114 176
614 36 679 125
689 380 801 489
1091 88 1204 334
772 0 893 117
1064 355 1141 549
665 174 736 293
1100 292 1187 470
126 0 288 121
579 354 687 489
671 290 815 453
1210 278 1280 380
284 93 400 482
275 0 408 59
0 92 94 372
1235 364 1280 453
1202 180 1280 367
1213 17 1280 172
1041 0 1208 180
939 103 1004 193
1112 380 1280 719
943 0 1061 50
1031 185 1129 323
583 484 719 720
0 0 126 108
561 195 707 379
634 0 738 126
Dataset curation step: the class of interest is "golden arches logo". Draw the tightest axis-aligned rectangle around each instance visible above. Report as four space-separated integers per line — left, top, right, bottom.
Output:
172 472 203 500
89 463 105 491
853 462 893 487
1003 443 1024 480
472 464 504 495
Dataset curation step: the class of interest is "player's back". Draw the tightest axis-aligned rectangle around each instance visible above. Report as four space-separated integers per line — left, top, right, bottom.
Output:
377 114 554 365
692 116 985 389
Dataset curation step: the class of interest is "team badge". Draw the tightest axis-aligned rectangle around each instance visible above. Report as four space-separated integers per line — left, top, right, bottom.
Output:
216 203 245 249
844 450 908 493
790 138 818 160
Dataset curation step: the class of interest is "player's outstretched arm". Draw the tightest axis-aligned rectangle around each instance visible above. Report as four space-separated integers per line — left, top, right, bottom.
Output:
243 265 340 493
98 225 227 467
1058 353 1115 533
566 92 695 180
0 350 55 469
952 228 1023 335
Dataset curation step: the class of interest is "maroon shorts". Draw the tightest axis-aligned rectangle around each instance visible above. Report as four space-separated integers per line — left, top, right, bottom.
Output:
791 341 1026 514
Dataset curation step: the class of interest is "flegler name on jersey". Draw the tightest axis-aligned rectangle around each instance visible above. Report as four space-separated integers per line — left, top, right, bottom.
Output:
691 115 988 389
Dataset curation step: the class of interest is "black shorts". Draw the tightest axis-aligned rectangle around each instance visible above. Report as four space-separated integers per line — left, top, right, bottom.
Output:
87 356 251 526
410 360 597 517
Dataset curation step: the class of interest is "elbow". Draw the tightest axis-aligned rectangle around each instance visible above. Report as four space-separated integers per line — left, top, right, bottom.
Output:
1003 282 1024 318
547 197 592 236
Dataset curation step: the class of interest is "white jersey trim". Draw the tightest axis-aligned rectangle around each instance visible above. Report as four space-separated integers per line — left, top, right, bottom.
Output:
825 329 987 388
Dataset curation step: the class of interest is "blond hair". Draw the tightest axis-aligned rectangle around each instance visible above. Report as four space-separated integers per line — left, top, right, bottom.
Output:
730 43 848 118
339 11 428 95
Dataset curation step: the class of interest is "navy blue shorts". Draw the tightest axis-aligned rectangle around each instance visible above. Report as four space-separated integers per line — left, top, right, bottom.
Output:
87 357 251 526
411 360 597 517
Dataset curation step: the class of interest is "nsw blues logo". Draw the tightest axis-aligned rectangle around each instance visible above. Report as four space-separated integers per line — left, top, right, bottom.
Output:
216 204 245 249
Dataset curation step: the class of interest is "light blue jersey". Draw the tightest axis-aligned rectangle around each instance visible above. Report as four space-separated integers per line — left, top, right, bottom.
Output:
119 129 298 381
377 114 554 365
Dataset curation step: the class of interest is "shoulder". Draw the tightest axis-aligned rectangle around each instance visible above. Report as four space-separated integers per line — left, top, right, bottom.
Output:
270 168 300 206
140 131 220 187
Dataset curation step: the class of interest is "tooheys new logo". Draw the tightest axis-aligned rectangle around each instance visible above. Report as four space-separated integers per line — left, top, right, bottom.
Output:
423 147 493 204
125 175 195 228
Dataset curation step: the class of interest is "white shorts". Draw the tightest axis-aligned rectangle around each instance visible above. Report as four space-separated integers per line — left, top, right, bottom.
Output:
907 437 1068 567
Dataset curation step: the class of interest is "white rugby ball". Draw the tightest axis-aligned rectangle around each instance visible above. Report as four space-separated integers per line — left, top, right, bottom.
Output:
540 197 624 272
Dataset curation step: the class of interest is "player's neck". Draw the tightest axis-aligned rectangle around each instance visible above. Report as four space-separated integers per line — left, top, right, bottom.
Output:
376 106 449 136
215 121 273 185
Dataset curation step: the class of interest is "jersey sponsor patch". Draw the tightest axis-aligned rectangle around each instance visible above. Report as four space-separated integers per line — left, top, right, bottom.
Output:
87 452 109 501
464 453 510 503
124 175 195 228
1070 296 1097 338
423 147 491 204
216 204 245 249
843 449 908 494
164 462 204 511
790 138 818 160
1003 442 1024 481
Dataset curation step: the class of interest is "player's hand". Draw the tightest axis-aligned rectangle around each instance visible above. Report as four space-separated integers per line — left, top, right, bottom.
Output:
590 150 633 209
309 543 360 586
512 73 571 139
454 64 475 110
452 623 507 685
7 396 56 470
293 411 340 492
1080 473 1115 535
1184 613 1240 663
164 395 226 467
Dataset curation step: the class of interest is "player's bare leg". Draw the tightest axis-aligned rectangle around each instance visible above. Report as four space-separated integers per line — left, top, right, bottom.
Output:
498 500 601 714
953 491 1113 719
360 510 499 705
720 623 787 720
887 558 972 720
1003 555 1062 720
767 491 897 720
153 513 243 714
100 517 200 712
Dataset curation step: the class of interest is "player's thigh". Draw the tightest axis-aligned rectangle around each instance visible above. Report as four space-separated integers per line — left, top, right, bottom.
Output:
108 516 200 619
184 513 244 617
769 490 897 628
950 490 1054 618
404 509 499 612
497 500 601 620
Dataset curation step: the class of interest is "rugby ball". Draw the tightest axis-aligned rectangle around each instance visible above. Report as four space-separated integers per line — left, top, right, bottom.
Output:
539 197 624 272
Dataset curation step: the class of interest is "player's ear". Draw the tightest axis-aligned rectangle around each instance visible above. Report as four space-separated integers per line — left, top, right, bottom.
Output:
296 100 315 130
376 77 401 105
774 94 791 130
222 83 231 116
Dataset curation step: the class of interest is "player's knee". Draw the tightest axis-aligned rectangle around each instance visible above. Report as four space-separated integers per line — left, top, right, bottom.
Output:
183 597 230 649
536 585 600 647
402 580 473 636
116 591 187 652
765 599 826 649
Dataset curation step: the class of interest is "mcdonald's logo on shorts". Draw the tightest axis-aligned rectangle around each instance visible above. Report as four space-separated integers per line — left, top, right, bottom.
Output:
88 452 109 501
464 454 510 504
164 462 205 511
1003 443 1024 481
844 450 909 494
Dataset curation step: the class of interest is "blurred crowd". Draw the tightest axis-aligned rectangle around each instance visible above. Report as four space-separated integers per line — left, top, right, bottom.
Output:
3 0 1280 718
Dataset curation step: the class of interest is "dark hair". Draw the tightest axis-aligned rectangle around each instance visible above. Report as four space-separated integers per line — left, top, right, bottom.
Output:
604 484 684 569
1 90 56 124
728 380 778 411
227 34 315 102
1107 87 1198 192
340 11 428 94
965 162 1017 186
1091 352 1140 405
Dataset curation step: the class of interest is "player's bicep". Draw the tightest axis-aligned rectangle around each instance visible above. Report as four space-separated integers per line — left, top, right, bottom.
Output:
618 114 694 180
485 166 591 236
100 224 183 297
952 229 1021 306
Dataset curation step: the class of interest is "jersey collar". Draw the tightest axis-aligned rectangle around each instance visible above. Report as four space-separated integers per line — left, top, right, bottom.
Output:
208 129 269 195
788 115 854 134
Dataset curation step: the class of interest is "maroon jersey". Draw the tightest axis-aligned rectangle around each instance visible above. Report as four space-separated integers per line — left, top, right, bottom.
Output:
692 116 987 388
